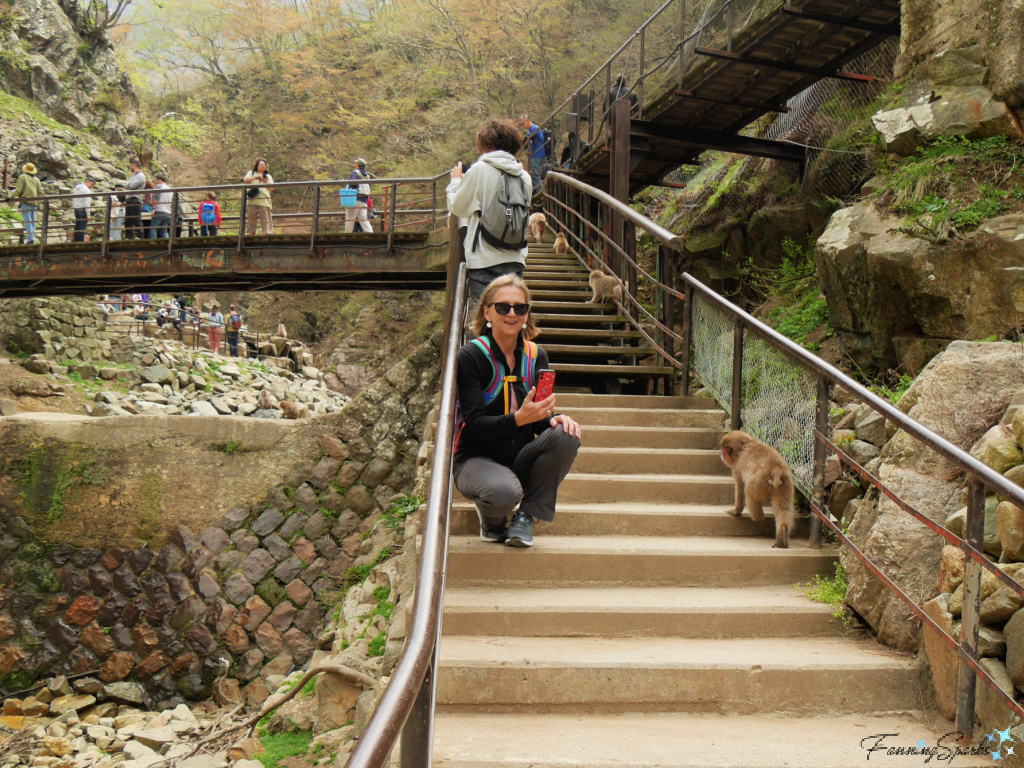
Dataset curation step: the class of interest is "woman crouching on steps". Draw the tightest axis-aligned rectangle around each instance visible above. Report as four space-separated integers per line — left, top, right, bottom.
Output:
453 274 582 547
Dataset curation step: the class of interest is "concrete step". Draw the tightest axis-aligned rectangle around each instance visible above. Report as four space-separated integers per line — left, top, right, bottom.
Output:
449 502 772 537
534 312 629 325
436 635 918 714
524 269 589 278
446 535 834 587
551 363 675 377
442 585 837 637
558 472 735 503
531 300 615 312
536 329 643 344
560 406 725 428
526 280 592 290
433 713 975 767
583 425 726 449
556 393 715 409
533 289 603 301
571 447 728 475
545 344 657 358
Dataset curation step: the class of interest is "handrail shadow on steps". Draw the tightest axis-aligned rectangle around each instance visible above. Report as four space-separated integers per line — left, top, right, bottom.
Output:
540 170 1024 739
343 220 466 768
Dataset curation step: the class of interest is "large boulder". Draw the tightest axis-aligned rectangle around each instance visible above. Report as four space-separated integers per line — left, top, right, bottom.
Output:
816 205 1024 370
871 86 1021 156
841 341 1024 653
0 0 140 143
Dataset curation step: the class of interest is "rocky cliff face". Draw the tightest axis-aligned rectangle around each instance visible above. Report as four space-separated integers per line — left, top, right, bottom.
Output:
0 0 140 145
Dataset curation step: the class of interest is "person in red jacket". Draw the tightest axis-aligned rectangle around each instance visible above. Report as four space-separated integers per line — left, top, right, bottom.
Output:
198 191 222 236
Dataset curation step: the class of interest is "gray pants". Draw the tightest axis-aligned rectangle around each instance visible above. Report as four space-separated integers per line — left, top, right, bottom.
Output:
467 262 525 316
453 426 580 523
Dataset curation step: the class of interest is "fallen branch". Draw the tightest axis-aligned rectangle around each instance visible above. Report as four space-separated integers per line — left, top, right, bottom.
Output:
147 662 376 767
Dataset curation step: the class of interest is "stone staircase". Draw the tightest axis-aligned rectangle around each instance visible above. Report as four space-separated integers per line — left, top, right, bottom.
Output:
523 238 674 391
431 240 973 767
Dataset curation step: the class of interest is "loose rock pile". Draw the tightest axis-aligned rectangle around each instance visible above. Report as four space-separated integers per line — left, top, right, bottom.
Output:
10 343 349 420
0 674 270 768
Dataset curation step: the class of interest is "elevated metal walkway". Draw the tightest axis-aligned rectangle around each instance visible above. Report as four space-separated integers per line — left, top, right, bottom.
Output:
0 175 450 297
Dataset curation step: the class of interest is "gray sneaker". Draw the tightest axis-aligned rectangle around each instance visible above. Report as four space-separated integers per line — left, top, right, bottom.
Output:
476 506 507 543
506 510 534 547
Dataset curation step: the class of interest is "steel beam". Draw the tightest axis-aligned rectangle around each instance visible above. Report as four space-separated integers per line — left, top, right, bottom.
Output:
694 47 876 82
674 89 791 114
781 5 900 36
630 120 805 163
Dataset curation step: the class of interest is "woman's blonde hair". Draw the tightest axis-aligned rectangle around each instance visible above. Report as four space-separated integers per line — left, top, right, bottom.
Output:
471 273 539 340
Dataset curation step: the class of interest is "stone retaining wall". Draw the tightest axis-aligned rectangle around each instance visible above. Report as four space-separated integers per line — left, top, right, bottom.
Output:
0 331 441 709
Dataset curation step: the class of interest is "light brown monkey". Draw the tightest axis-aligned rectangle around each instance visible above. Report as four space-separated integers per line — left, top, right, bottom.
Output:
554 231 569 254
588 269 623 304
276 323 288 338
720 430 796 548
527 212 548 242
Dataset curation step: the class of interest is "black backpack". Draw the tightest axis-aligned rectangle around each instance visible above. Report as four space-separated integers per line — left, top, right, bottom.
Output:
473 170 530 252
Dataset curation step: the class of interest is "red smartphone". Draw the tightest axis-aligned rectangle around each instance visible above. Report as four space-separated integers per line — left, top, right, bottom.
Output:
536 369 556 401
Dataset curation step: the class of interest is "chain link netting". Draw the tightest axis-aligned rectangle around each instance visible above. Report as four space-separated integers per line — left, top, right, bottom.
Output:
690 293 734 417
740 333 818 493
666 38 899 231
691 293 819 493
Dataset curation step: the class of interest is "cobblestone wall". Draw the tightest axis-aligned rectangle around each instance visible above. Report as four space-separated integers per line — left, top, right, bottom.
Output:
0 332 441 708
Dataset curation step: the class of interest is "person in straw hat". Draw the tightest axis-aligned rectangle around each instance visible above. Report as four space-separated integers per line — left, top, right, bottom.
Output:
12 163 43 245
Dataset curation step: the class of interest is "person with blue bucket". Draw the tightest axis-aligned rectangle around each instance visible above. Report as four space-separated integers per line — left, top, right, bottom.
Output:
343 158 374 233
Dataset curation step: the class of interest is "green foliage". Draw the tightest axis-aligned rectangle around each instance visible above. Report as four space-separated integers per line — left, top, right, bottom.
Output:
740 236 834 353
381 494 423 529
343 547 393 585
802 562 850 624
219 441 240 454
255 730 314 768
879 134 1024 238
870 374 913 406
367 632 386 657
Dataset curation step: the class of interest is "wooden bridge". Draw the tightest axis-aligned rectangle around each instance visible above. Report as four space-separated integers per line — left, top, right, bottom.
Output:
0 176 451 298
542 0 900 195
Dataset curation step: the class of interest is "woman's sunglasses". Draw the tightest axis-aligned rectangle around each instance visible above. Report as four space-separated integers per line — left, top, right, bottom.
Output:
488 302 531 317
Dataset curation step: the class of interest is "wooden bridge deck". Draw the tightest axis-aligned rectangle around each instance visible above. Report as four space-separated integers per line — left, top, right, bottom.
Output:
574 0 900 194
0 230 451 298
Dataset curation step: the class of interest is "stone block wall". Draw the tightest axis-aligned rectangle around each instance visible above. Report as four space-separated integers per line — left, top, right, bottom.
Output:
0 331 442 708
0 298 114 364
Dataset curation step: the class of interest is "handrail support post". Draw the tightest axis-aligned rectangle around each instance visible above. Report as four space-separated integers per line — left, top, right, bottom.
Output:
810 374 829 549
956 478 985 737
680 282 692 396
310 185 321 252
730 317 743 431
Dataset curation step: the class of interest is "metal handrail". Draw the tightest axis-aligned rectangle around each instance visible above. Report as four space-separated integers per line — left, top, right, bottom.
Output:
344 223 466 768
10 172 450 204
541 170 1024 737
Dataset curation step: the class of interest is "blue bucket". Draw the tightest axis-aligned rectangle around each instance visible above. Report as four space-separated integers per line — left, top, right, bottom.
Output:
339 188 357 208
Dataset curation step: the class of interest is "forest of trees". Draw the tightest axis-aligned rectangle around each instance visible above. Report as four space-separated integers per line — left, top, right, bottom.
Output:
119 0 671 182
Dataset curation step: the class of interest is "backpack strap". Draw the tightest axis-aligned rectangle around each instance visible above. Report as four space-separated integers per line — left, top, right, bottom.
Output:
521 340 538 390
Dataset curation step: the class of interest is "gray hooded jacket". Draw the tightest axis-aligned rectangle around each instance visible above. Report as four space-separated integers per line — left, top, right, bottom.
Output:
446 151 532 270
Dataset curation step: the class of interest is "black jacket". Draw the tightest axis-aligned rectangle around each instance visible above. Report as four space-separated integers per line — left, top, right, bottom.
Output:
454 328 552 467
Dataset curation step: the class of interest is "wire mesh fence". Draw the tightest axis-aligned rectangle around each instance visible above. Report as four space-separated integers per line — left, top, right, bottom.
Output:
667 37 899 232
740 333 818 492
690 292 734 417
691 291 819 493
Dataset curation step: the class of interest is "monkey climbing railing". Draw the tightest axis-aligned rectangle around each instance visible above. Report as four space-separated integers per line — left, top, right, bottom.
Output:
541 170 1024 741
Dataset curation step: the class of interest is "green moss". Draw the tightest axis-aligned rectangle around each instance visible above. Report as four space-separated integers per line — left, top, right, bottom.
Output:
137 473 163 537
367 631 386 657
1 669 33 693
255 730 314 768
257 577 287 607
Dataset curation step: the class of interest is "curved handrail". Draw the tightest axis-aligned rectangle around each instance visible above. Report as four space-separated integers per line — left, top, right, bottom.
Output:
685 275 1024 509
344 254 466 767
542 170 1024 735
547 172 680 248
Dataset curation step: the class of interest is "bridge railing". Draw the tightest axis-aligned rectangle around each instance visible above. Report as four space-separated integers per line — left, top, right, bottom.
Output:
96 298 279 359
543 170 1024 739
539 0 775 171
1 172 450 251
